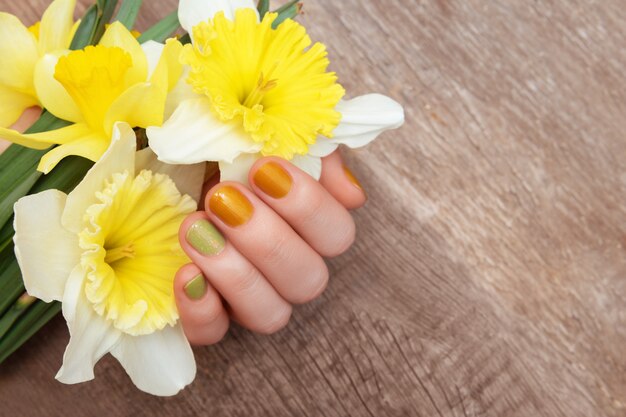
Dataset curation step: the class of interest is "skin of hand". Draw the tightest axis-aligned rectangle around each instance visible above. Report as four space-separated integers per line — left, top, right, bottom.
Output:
175 152 367 345
5 108 367 345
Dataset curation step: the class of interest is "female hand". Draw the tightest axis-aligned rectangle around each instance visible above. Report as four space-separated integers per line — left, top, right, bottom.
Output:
173 152 367 344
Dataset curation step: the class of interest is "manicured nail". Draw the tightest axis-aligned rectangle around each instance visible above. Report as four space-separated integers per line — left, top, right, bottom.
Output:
343 165 365 193
184 274 207 300
209 185 254 227
186 219 225 256
253 161 293 199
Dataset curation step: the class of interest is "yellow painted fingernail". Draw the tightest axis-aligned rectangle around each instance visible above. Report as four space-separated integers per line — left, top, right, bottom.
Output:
209 185 254 227
343 165 365 192
253 162 293 199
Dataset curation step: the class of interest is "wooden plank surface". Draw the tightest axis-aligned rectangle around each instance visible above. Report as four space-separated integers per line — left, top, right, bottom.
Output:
1 0 625 416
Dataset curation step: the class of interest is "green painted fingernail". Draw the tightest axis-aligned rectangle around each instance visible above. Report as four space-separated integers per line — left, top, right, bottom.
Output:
186 219 225 256
184 274 207 300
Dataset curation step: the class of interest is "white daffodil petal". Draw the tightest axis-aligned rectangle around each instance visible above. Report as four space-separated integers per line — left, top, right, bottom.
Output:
141 40 163 79
135 147 205 203
13 190 79 303
34 52 82 123
62 123 136 233
292 154 323 180
218 152 261 185
0 13 38 92
56 273 121 384
38 0 76 54
308 137 339 158
164 69 196 120
178 0 257 34
111 323 196 396
148 98 262 165
0 84 37 128
331 94 405 148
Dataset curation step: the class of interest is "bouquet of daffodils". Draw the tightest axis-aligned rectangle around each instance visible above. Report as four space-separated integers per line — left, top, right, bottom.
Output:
0 0 403 395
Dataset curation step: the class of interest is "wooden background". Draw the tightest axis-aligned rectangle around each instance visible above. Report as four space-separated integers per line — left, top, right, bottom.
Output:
1 0 625 416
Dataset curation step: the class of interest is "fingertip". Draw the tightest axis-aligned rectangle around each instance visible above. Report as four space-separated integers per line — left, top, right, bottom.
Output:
174 264 229 345
320 151 367 210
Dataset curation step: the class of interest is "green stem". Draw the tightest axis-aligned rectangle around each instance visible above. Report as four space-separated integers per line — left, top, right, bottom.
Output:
137 10 180 43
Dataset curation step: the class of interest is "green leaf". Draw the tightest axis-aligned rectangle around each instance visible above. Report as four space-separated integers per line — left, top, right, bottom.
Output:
274 0 301 14
137 10 180 43
115 0 143 30
273 0 302 28
257 0 270 17
69 4 99 49
0 112 71 230
0 221 13 253
0 300 61 365
0 243 22 318
0 295 36 341
92 0 120 44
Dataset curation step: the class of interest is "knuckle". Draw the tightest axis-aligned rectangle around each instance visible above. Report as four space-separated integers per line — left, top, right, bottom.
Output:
261 233 292 265
187 320 229 346
229 265 261 296
191 300 224 327
296 187 327 229
319 216 356 258
288 260 329 304
257 306 292 335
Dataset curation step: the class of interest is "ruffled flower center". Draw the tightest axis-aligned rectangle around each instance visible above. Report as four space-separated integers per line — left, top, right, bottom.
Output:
183 8 345 159
78 169 196 336
54 45 133 131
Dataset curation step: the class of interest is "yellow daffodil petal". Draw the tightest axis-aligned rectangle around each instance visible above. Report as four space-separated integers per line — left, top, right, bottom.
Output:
0 122 90 150
99 22 148 87
38 133 109 174
54 45 133 130
34 52 83 123
150 38 183 92
183 9 344 160
104 82 165 138
0 84 37 127
38 0 76 54
0 13 38 94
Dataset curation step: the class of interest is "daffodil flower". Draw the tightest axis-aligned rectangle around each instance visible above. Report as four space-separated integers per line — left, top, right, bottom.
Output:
13 123 205 396
147 0 404 183
0 21 183 174
0 0 77 127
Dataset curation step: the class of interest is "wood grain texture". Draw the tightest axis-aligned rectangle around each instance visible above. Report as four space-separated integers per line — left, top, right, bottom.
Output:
1 0 625 416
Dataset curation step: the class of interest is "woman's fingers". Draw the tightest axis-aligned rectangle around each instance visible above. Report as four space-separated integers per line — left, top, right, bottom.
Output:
179 212 293 334
204 182 329 304
249 156 356 258
173 263 229 345
319 150 367 210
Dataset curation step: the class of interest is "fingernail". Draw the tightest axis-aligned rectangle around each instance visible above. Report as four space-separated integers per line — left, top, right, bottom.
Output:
343 165 365 193
209 185 254 227
186 219 225 256
184 274 207 300
253 161 293 199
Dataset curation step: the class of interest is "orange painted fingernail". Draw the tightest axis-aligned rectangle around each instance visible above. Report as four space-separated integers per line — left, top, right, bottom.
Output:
253 162 293 199
343 165 365 192
209 185 254 227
